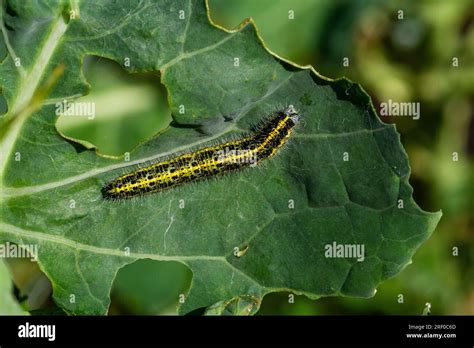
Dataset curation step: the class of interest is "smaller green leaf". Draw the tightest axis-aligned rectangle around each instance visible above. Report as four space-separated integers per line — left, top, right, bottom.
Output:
0 259 28 315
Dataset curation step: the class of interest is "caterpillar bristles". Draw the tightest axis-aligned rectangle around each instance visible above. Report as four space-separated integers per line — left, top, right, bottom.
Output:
101 106 301 201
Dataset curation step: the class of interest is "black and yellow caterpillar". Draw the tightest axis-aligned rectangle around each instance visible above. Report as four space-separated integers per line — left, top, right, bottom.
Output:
101 105 300 200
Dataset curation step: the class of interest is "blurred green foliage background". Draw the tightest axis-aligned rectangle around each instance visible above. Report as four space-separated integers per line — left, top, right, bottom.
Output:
6 0 474 315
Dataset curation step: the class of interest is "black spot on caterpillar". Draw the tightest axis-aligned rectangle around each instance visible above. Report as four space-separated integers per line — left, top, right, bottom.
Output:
101 105 300 200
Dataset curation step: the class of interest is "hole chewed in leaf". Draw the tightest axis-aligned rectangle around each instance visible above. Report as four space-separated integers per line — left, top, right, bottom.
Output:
56 56 172 157
110 259 192 315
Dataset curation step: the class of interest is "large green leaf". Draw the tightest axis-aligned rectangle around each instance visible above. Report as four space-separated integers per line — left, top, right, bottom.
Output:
0 0 441 315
